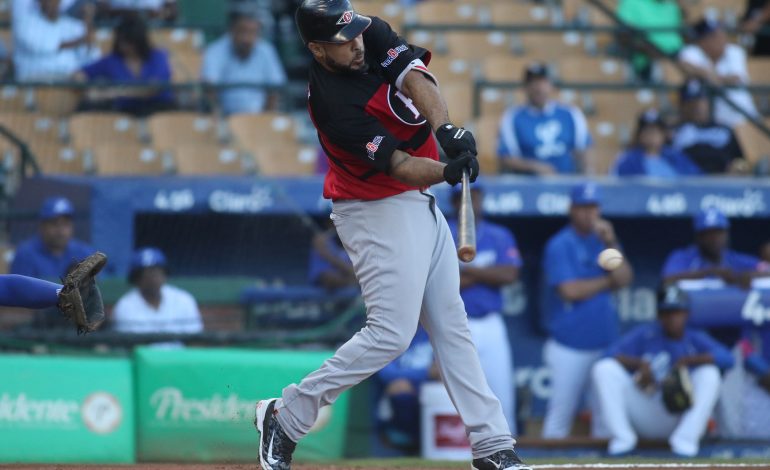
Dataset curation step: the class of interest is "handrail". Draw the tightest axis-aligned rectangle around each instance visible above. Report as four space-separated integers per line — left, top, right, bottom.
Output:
0 124 41 177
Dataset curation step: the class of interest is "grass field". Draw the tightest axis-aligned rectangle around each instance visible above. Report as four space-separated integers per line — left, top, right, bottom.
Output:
2 458 770 469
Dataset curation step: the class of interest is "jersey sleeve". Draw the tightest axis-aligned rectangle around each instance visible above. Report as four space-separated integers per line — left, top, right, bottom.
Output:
662 249 687 277
496 229 523 268
308 248 333 285
729 252 763 273
605 326 646 358
691 330 735 370
363 16 434 90
544 238 579 286
318 108 403 172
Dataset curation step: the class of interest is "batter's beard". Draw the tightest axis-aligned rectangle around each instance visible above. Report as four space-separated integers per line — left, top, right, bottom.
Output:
323 55 369 75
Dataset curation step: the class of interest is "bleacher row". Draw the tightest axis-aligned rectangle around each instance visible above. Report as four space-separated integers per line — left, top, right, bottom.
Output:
1 0 770 176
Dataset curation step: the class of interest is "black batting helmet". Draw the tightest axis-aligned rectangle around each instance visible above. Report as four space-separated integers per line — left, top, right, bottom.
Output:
295 0 372 45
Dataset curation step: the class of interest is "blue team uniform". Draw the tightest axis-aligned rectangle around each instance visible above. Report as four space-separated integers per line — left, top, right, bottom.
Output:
543 226 618 350
378 327 434 387
11 235 95 279
497 102 592 174
447 219 522 318
742 327 770 377
662 245 763 278
307 234 352 286
606 323 734 380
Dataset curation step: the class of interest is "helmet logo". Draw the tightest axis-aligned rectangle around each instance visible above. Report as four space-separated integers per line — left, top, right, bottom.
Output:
337 10 354 25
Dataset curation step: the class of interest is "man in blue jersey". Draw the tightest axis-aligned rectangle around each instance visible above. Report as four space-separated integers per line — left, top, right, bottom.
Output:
662 207 767 288
497 63 592 176
447 182 522 434
308 221 356 290
592 286 733 456
11 196 95 279
541 182 634 439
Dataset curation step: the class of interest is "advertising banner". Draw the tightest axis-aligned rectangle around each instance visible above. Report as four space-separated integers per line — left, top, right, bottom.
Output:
0 354 135 463
135 347 349 462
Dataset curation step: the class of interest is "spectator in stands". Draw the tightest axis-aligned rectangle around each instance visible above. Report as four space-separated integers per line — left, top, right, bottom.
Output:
13 0 98 81
11 196 94 279
617 0 684 80
592 285 733 457
201 9 287 116
613 109 701 178
541 182 633 439
96 0 178 21
672 79 746 174
376 326 438 452
742 0 770 56
113 247 203 334
497 63 592 176
308 221 356 290
678 18 758 128
11 0 77 26
661 207 767 288
447 181 521 433
75 15 174 116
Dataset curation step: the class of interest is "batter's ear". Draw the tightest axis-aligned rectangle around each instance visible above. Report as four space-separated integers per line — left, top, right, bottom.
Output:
308 42 324 59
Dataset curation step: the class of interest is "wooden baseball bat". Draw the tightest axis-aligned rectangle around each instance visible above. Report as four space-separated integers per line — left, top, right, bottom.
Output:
457 169 476 262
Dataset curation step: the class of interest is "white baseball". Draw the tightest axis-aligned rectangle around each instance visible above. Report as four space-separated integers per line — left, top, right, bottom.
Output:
598 248 624 271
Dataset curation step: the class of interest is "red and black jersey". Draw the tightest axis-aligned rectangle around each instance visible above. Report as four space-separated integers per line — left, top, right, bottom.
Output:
307 16 438 201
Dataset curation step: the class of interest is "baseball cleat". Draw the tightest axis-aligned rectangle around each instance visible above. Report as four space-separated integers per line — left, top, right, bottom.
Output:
472 449 533 470
255 398 296 470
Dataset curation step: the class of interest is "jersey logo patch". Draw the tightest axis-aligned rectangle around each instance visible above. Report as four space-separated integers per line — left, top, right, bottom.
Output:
380 44 409 68
337 10 354 25
366 136 384 159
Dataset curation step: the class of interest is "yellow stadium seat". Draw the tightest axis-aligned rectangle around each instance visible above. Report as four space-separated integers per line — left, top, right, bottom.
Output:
148 112 220 152
228 112 298 154
427 56 474 85
482 55 536 82
357 1 405 26
472 113 503 174
0 86 32 113
587 90 658 126
588 118 625 175
172 144 246 175
518 32 586 60
442 82 474 127
92 143 166 175
487 2 553 26
253 144 318 176
150 28 203 55
478 87 516 119
69 113 139 150
171 50 202 83
32 87 80 117
748 59 770 85
558 57 627 83
444 31 515 59
734 119 770 166
0 113 62 144
30 144 84 175
411 2 480 25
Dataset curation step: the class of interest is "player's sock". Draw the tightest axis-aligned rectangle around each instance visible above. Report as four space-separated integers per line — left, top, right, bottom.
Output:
0 274 62 308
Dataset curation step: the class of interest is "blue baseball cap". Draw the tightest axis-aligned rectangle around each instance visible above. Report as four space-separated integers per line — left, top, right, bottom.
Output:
658 285 690 313
692 17 721 41
570 182 601 206
130 247 167 271
694 207 729 232
39 196 75 220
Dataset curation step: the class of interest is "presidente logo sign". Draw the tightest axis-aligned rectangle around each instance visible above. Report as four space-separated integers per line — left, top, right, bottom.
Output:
0 391 122 434
148 387 332 431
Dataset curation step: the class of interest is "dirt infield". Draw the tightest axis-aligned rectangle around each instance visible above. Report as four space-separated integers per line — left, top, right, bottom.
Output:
3 464 770 470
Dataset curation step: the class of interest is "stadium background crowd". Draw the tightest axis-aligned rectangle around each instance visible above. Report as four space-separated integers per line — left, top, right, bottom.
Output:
0 0 770 463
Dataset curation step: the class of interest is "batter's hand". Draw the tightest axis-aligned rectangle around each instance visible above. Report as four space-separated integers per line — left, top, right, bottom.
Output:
436 123 477 160
443 153 479 186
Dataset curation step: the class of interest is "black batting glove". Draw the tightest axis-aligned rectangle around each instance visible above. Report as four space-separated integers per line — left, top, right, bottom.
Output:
443 153 479 186
435 123 477 160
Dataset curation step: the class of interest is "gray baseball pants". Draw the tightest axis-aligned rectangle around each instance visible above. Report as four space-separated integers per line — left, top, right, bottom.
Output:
275 189 514 458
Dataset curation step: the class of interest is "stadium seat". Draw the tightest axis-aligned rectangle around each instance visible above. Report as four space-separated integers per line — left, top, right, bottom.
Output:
588 118 624 175
558 57 627 83
471 113 503 174
0 86 32 113
0 113 62 144
487 2 553 26
442 82 474 126
478 87 516 119
587 90 657 127
659 60 686 85
357 1 405 26
517 32 586 60
253 144 318 176
427 56 474 85
482 55 535 82
734 119 770 166
562 0 618 25
444 31 515 59
410 2 480 25
29 143 84 174
148 112 220 152
228 112 297 155
150 28 203 55
69 113 140 151
32 87 80 117
171 50 202 83
91 143 166 175
172 144 247 175
747 59 770 85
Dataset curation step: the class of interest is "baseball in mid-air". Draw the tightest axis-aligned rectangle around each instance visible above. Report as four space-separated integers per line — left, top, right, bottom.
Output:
598 248 624 271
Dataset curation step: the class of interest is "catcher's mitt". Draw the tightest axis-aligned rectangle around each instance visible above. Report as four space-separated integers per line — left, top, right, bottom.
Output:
661 366 694 413
57 252 108 334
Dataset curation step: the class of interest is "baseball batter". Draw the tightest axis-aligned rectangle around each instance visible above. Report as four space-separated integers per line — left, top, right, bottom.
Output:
254 1 530 470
